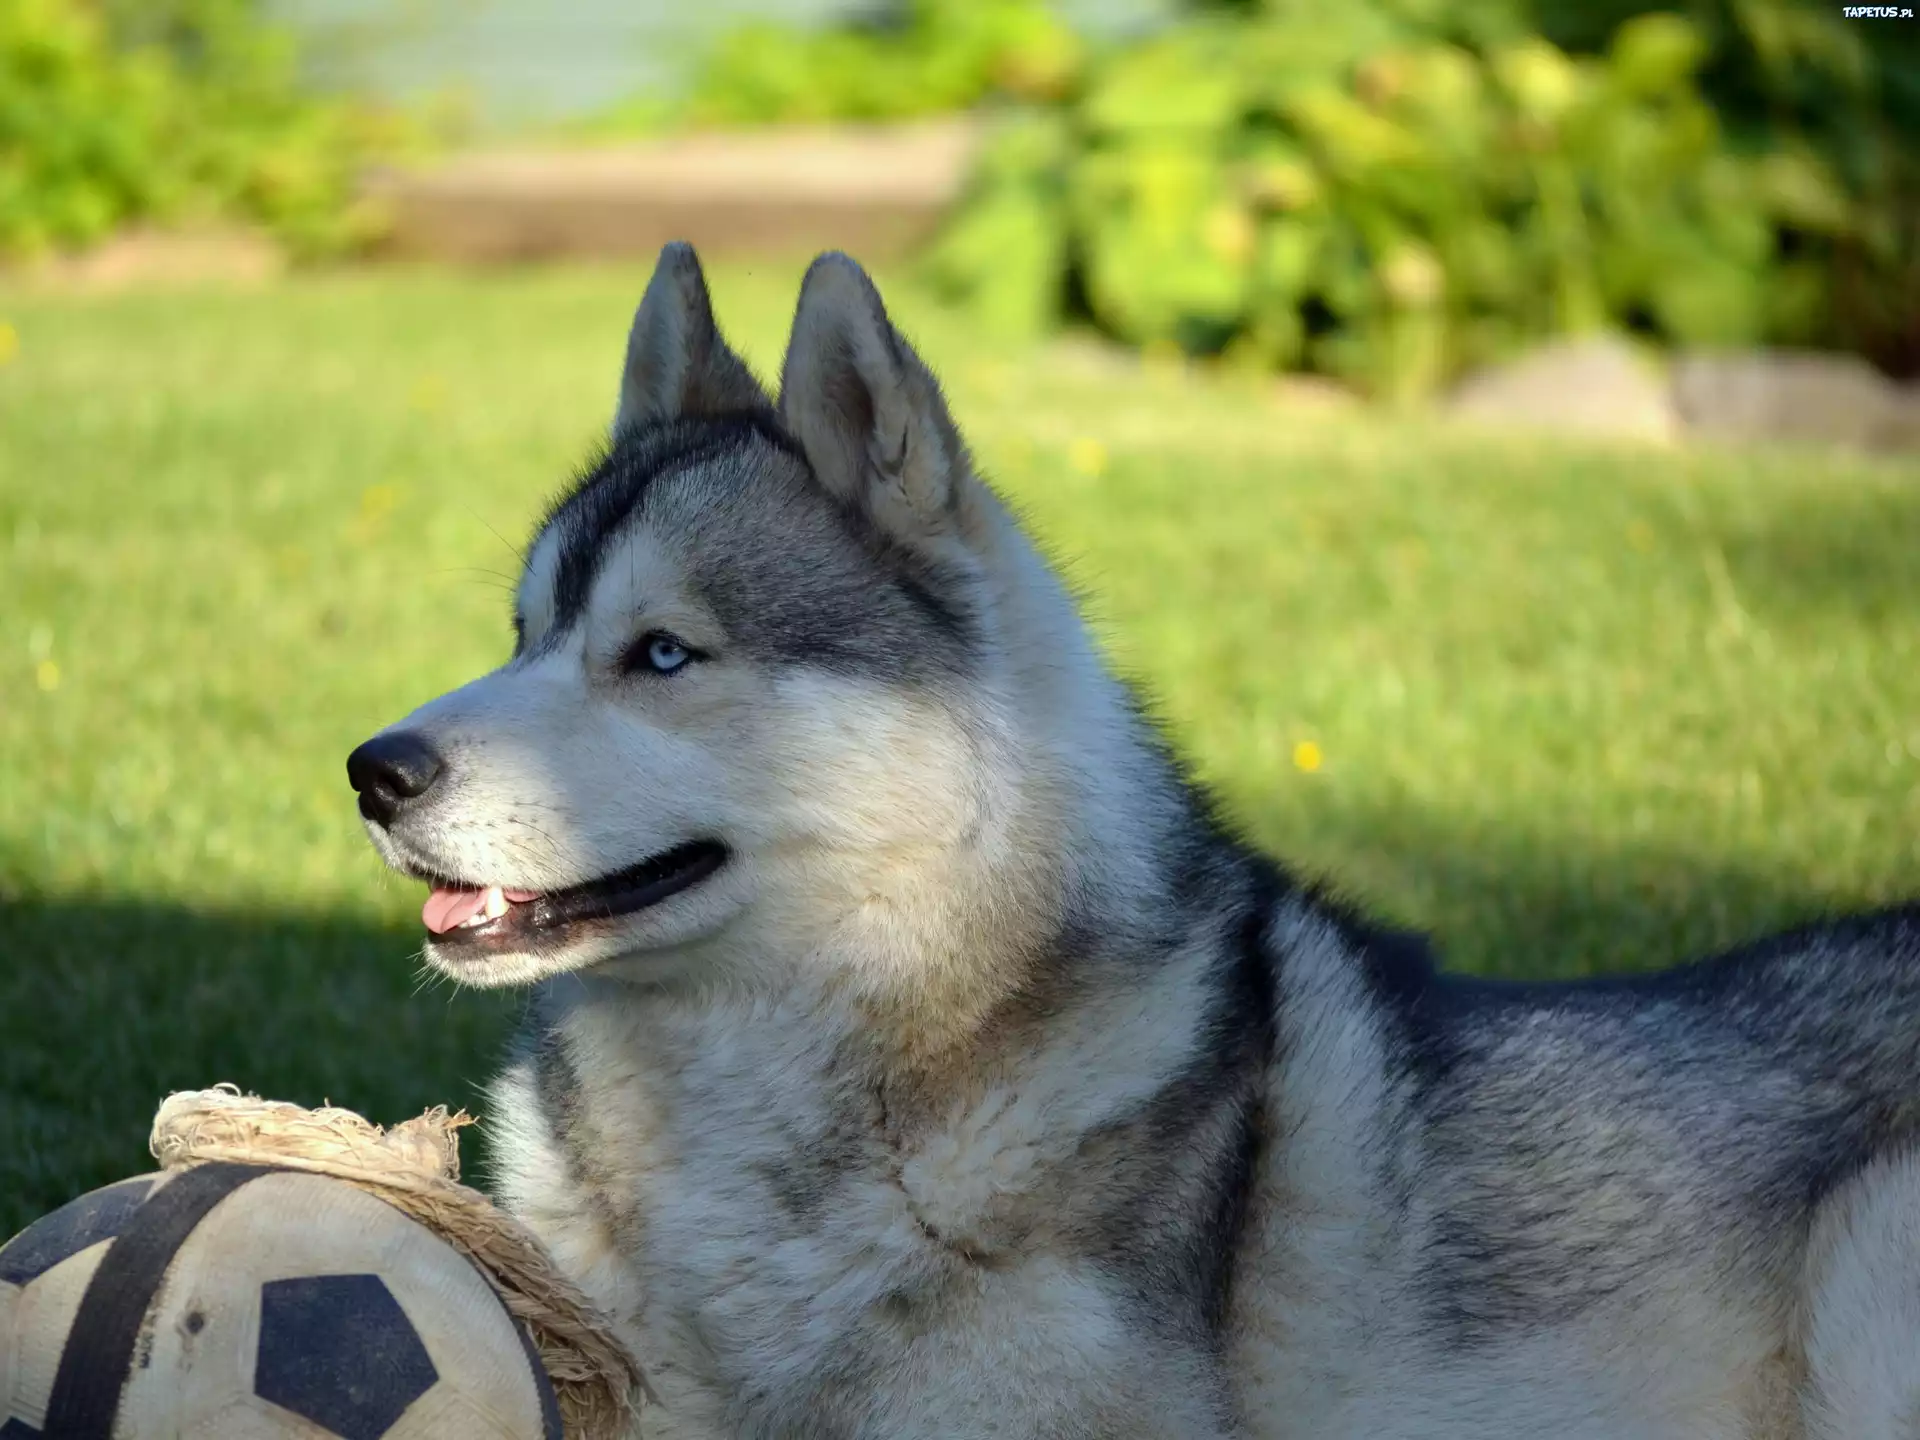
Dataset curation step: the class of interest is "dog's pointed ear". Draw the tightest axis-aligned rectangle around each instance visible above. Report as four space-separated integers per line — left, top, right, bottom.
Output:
779 253 970 540
615 242 769 435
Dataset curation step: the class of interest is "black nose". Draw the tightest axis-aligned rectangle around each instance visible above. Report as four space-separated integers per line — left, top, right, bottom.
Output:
346 732 445 828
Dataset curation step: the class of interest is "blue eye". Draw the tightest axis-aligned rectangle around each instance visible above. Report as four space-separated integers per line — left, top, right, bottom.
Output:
631 631 692 675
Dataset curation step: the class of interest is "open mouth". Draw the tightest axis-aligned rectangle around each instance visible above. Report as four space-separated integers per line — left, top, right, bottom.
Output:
416 840 728 948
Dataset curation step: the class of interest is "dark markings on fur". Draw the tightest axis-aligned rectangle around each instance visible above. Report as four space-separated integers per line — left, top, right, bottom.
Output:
525 411 977 685
689 478 978 680
1329 898 1462 1089
1080 846 1280 1373
527 1023 633 1236
535 410 800 640
758 1102 874 1227
1356 904 1920 1347
525 1019 656 1263
1030 705 1289 1363
531 1025 583 1158
1196 864 1284 1340
759 1155 830 1225
888 564 972 646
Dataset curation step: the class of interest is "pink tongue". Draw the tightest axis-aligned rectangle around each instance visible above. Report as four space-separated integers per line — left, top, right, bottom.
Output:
422 886 545 935
424 887 485 935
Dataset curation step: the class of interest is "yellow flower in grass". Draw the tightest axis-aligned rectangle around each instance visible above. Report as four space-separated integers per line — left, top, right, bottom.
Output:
408 372 448 414
1067 436 1108 478
35 660 60 692
359 483 399 522
0 321 17 367
1293 740 1323 773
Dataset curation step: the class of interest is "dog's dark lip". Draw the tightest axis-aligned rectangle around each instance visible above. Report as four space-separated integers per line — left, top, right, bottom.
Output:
417 840 728 948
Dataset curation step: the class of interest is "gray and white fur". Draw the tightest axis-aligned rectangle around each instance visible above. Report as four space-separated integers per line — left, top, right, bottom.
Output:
349 244 1920 1439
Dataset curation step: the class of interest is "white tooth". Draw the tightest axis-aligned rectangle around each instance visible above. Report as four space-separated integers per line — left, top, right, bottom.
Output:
484 886 508 920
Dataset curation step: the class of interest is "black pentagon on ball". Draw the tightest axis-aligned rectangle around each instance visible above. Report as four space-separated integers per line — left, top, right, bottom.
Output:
0 1177 154 1286
254 1273 439 1439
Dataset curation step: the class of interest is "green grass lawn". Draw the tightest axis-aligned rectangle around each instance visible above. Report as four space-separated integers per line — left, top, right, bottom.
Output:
2 259 1917 1236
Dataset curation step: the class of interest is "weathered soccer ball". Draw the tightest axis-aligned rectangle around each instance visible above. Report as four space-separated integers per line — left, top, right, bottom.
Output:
0 1163 562 1439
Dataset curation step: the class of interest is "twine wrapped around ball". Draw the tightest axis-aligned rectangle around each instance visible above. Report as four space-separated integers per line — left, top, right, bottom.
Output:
149 1086 648 1440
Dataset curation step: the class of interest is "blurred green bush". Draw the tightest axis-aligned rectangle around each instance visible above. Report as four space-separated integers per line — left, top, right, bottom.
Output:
922 0 1916 394
662 0 1084 129
0 0 417 261
658 0 1909 391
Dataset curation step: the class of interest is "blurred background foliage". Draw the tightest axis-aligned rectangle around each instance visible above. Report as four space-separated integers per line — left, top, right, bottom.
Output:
0 0 424 259
909 0 1918 394
3 0 1914 387
577 0 1088 135
613 0 1918 392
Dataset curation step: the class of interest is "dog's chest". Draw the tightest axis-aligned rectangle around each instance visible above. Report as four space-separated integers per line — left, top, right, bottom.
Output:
498 995 986 1432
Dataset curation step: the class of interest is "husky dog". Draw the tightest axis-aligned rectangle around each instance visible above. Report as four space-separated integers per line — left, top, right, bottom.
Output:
348 243 1920 1439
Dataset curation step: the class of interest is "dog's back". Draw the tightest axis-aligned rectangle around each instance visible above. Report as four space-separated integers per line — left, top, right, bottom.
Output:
1233 903 1920 1439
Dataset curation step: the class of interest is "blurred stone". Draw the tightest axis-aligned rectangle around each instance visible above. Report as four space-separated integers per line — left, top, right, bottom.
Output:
365 120 982 265
1671 350 1920 453
1444 336 1676 443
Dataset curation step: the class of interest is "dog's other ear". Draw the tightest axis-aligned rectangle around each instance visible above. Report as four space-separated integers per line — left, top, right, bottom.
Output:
615 242 769 435
779 252 971 542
